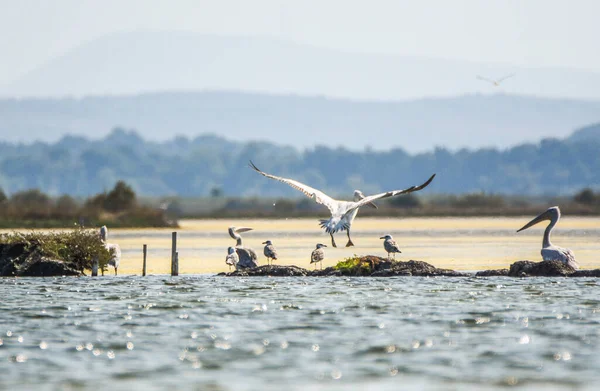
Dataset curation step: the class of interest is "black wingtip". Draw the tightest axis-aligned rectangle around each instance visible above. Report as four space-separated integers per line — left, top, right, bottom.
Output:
248 160 259 172
420 173 436 189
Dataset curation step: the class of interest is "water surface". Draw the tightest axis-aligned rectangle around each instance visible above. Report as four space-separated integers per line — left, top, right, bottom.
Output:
1 276 599 390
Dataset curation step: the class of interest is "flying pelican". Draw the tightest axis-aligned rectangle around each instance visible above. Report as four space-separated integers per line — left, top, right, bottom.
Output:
228 226 258 269
99 225 121 275
380 234 402 260
249 161 435 247
517 206 578 270
262 240 278 265
225 247 239 271
476 73 515 86
310 243 326 269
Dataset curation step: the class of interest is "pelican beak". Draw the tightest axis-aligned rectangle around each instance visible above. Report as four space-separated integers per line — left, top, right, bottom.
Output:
235 227 253 233
322 244 327 247
367 201 378 209
379 236 385 239
517 210 551 232
262 241 267 244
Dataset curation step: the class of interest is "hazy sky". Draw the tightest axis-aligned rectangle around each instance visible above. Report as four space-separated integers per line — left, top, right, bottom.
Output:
1 0 599 85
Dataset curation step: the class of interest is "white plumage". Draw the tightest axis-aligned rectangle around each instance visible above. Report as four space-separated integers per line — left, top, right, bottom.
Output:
228 226 258 269
225 246 239 271
517 206 578 270
99 225 121 275
249 161 435 247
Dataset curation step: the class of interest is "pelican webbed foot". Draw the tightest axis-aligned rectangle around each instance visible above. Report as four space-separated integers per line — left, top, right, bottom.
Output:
345 231 354 247
330 233 337 248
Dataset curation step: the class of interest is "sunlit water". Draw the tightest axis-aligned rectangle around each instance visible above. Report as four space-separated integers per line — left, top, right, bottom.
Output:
1 218 599 389
1 276 600 390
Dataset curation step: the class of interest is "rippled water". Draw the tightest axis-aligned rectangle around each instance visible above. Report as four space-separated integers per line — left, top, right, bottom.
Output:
2 276 600 390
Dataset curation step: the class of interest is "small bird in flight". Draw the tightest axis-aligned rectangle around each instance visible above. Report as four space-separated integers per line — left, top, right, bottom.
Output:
476 73 515 86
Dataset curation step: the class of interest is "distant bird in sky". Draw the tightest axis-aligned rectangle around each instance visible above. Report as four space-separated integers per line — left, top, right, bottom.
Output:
225 246 239 271
517 206 578 270
99 225 121 275
228 226 258 268
249 161 435 248
262 240 278 265
310 243 327 269
380 234 401 260
476 73 515 86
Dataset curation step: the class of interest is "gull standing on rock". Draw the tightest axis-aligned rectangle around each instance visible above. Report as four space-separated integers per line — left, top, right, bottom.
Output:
262 240 278 265
100 225 121 275
228 226 258 269
249 161 435 247
225 247 239 271
380 234 401 260
310 244 327 269
517 206 578 270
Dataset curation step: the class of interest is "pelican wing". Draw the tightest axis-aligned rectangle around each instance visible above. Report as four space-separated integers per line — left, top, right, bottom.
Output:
344 174 436 214
249 161 337 213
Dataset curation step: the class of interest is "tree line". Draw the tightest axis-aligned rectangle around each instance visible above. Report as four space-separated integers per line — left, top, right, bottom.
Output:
0 181 172 228
0 127 598 198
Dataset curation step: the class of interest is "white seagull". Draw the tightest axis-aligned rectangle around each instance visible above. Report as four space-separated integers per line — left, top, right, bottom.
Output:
380 234 402 260
225 246 239 271
249 161 435 247
517 206 578 270
99 225 121 275
228 226 258 268
476 73 515 86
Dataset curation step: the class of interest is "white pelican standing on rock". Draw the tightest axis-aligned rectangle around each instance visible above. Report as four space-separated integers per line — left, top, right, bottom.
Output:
380 234 402 259
262 240 278 265
225 247 239 271
99 225 121 275
249 161 435 247
517 206 579 270
228 227 258 268
310 244 326 269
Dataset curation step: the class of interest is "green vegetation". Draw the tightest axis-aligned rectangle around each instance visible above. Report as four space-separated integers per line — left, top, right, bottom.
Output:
0 181 174 228
0 227 111 274
334 256 377 275
0 128 599 199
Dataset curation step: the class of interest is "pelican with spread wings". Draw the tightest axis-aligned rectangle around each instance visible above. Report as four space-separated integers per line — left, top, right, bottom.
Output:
249 161 435 247
476 73 515 86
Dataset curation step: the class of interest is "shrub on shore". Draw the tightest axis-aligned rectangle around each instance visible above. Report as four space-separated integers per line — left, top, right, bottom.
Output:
0 181 175 228
0 228 111 275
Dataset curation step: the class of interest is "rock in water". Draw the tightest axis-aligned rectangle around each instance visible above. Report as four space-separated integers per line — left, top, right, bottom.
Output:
475 269 509 277
508 260 576 277
0 243 83 277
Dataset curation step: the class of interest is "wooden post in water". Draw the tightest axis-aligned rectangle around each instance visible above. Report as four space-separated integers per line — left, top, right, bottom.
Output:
173 251 179 276
171 232 178 276
142 244 147 276
91 256 99 277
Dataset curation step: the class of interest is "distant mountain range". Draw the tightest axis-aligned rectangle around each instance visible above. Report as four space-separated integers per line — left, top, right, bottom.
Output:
1 91 600 152
3 31 600 101
0 124 597 197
